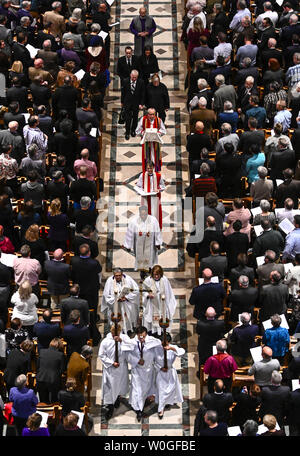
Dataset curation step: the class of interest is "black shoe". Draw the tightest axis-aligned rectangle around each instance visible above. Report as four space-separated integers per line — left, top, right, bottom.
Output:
136 411 142 422
131 131 136 137
158 413 164 420
105 406 114 421
114 397 121 409
125 133 130 140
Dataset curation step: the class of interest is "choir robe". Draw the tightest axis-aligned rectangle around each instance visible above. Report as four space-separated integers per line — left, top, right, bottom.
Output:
98 332 135 405
127 334 161 412
153 344 185 413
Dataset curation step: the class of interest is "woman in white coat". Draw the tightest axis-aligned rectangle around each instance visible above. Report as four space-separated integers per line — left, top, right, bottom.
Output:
11 281 38 337
153 335 185 419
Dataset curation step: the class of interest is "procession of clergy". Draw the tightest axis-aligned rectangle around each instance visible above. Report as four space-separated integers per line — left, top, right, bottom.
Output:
98 108 185 422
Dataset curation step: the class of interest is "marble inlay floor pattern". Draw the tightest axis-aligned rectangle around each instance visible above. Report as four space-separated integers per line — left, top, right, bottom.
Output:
89 0 201 436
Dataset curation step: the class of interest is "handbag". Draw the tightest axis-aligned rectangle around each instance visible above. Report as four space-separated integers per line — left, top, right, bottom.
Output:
118 107 125 125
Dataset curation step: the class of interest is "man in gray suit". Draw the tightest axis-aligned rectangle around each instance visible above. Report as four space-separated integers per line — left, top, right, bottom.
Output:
256 249 285 288
212 74 237 114
259 270 289 321
199 241 228 282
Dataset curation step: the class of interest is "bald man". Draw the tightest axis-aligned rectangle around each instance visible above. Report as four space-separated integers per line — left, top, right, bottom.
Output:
202 379 233 423
44 249 71 310
187 215 224 259
186 121 213 173
189 268 225 319
129 7 157 56
196 306 225 372
248 346 280 386
28 58 54 84
74 149 97 181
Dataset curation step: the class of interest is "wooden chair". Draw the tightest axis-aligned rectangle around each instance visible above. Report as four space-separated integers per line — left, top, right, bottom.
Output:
36 402 62 430
231 367 255 390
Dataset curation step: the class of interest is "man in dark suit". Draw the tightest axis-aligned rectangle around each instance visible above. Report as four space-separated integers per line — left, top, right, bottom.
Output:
73 225 99 259
44 248 71 310
257 17 277 52
252 219 285 260
4 339 33 393
11 31 32 73
61 284 90 327
187 216 224 259
259 370 291 427
198 241 228 282
289 381 300 435
121 69 145 140
33 309 61 351
190 147 216 181
269 138 295 181
256 249 285 288
3 102 25 136
117 46 140 88
62 309 90 357
71 244 102 344
36 39 59 78
203 379 233 423
46 170 69 213
52 75 81 121
196 306 225 367
227 276 258 322
5 77 29 114
275 168 300 208
36 338 67 403
229 311 259 366
75 97 99 136
225 219 249 269
260 37 283 71
280 13 300 48
259 270 289 321
189 268 225 318
186 121 213 173
237 79 259 115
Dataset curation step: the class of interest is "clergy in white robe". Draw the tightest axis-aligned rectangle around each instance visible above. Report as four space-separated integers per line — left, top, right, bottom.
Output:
101 268 139 333
134 160 165 229
127 326 161 421
136 108 166 172
153 342 185 416
123 205 163 271
98 324 135 420
142 265 177 335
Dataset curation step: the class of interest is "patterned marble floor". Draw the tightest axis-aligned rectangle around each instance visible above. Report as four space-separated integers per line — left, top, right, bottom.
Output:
89 0 201 436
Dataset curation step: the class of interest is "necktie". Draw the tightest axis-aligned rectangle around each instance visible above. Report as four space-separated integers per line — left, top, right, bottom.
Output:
127 58 131 66
138 341 144 359
131 81 135 94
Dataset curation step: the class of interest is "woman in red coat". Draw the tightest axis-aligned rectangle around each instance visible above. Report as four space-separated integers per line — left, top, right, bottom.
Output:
187 16 210 62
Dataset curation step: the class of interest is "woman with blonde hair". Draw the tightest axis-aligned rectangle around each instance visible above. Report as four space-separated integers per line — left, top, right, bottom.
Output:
22 412 50 436
8 60 26 86
187 16 210 59
11 281 38 337
47 198 69 252
260 414 285 436
58 377 85 417
23 224 47 268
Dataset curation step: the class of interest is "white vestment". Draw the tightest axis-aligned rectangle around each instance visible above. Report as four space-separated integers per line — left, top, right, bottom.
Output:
124 214 163 270
142 275 177 335
98 333 135 405
127 334 161 411
135 172 165 227
101 274 139 332
136 117 166 137
153 344 185 413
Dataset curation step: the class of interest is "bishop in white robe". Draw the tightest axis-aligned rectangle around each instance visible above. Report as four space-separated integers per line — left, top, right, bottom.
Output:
142 265 177 335
153 342 185 416
101 269 139 333
98 325 135 420
123 206 163 271
127 327 161 421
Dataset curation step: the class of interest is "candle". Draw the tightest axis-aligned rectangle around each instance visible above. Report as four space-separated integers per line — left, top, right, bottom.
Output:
161 294 166 322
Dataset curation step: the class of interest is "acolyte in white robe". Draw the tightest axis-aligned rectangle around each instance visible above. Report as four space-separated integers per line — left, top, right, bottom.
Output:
142 275 177 335
101 274 139 333
98 332 135 405
127 334 161 412
153 344 185 413
123 214 163 271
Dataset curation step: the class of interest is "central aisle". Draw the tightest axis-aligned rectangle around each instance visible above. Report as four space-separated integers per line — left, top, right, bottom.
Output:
89 0 202 436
